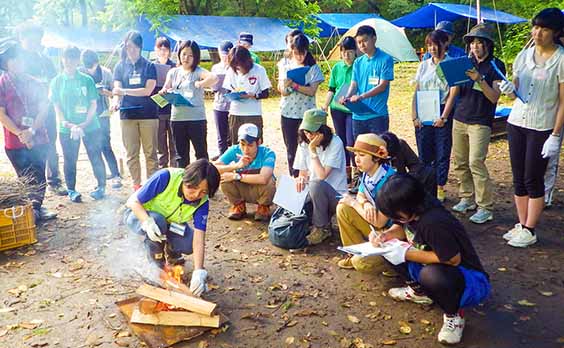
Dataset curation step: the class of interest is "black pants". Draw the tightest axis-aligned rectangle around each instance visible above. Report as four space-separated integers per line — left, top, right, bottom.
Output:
330 108 355 167
392 262 465 315
45 109 62 187
5 144 48 210
281 116 302 177
98 117 120 178
171 120 208 169
157 113 176 168
507 123 551 198
59 130 106 191
214 110 230 154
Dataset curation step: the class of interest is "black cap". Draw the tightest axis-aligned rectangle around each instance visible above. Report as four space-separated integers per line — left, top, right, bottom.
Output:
219 40 234 55
239 32 253 46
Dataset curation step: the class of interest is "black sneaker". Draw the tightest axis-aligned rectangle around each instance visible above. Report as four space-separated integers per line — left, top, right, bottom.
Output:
49 185 68 196
39 207 57 221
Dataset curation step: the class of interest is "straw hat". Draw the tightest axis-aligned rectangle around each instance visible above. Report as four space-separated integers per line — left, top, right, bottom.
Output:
346 133 389 159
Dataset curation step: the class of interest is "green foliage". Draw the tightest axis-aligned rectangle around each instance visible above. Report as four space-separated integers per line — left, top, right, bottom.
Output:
0 0 36 33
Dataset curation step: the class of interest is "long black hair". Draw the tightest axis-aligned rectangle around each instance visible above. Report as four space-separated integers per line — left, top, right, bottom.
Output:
120 30 143 61
177 40 201 71
297 125 334 150
290 34 316 66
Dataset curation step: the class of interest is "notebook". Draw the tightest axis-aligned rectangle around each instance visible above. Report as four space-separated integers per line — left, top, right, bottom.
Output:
437 56 474 86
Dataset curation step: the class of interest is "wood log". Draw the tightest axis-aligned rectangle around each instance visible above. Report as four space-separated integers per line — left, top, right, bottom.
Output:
130 308 220 328
136 284 216 316
138 298 159 314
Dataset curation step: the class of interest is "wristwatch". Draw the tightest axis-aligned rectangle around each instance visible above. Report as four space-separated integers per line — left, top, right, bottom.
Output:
234 173 242 181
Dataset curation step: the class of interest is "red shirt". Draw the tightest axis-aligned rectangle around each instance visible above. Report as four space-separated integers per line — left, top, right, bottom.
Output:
0 72 49 150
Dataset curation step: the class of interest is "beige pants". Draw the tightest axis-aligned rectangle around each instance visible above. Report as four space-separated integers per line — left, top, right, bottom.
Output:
337 203 372 246
220 178 276 206
121 119 159 186
452 120 493 210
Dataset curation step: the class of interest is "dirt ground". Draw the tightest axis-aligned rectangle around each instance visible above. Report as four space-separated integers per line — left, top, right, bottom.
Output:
1 63 563 348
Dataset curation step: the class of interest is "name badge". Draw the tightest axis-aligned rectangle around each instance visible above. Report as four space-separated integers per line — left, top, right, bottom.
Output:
129 73 142 85
75 105 88 114
169 222 186 236
21 117 34 127
369 76 380 86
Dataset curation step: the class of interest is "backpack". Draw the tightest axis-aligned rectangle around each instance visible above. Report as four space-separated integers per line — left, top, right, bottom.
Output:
268 202 312 250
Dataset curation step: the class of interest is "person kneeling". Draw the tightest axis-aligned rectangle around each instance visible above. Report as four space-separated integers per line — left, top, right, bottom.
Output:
214 123 276 221
375 174 490 345
336 134 395 271
123 159 220 296
293 108 347 245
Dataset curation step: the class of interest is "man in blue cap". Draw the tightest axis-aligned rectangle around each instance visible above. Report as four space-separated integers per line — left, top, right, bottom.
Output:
423 21 466 60
238 32 260 64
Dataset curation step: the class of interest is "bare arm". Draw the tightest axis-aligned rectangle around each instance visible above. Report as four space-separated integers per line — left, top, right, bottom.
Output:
294 80 321 97
192 229 205 270
323 91 335 111
195 70 218 89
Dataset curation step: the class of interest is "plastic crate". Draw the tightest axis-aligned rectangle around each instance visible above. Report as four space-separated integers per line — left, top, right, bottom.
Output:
0 204 37 251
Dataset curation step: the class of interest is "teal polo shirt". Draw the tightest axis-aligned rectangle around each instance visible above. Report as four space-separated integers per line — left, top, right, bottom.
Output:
351 48 394 121
49 71 99 134
328 61 353 113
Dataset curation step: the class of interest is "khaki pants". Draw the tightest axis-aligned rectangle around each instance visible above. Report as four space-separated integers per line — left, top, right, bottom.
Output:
452 119 493 210
121 119 159 186
337 203 372 246
220 178 276 206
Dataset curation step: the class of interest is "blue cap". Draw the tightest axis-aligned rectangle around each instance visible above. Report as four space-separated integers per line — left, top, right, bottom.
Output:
218 40 234 55
436 21 454 35
239 32 253 46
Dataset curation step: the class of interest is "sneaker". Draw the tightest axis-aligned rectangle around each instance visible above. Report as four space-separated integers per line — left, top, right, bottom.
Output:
67 190 82 203
306 225 332 245
337 255 355 269
254 204 271 222
452 198 477 213
388 286 433 305
502 223 522 241
38 207 57 221
437 187 446 202
111 177 122 189
469 208 493 224
228 201 246 220
438 312 465 345
507 227 537 248
49 185 68 196
89 187 105 200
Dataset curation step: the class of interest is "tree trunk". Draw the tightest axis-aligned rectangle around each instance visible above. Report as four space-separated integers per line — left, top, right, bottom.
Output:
79 0 88 27
179 0 189 14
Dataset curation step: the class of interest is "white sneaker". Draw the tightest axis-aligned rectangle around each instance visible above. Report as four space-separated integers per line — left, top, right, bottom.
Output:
507 227 537 248
438 312 465 345
502 223 522 241
388 286 433 305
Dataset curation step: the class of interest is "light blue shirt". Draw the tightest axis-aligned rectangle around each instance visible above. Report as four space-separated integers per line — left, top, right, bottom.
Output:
351 49 394 121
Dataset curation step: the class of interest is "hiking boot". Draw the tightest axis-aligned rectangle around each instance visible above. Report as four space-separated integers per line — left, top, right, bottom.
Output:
228 201 247 220
469 208 493 224
306 225 332 245
165 243 185 266
388 286 433 305
438 311 465 345
452 198 477 213
67 189 82 203
337 255 355 269
254 204 271 222
49 184 68 196
507 227 537 248
89 187 105 200
437 187 446 202
503 223 522 241
111 177 123 189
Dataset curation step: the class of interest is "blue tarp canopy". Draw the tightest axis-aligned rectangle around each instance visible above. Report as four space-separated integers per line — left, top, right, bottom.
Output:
314 13 380 38
43 26 125 52
148 15 292 52
392 3 527 28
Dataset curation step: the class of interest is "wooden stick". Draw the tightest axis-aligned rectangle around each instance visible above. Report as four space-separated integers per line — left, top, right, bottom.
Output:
136 284 216 316
130 308 220 328
138 298 159 314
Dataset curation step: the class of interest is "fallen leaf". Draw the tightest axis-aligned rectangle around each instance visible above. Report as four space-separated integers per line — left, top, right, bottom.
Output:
381 271 397 277
517 299 536 307
398 321 411 334
381 340 397 345
295 309 319 317
538 290 554 297
108 313 116 318
285 336 295 345
19 321 41 330
369 302 377 307
420 319 431 325
0 329 8 337
198 340 209 348
321 321 328 326
347 315 360 324
497 267 507 272
328 330 339 336
286 320 298 327
116 331 130 338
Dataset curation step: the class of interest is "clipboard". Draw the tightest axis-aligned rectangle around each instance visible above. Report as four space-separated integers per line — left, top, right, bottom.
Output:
286 66 310 86
345 100 376 116
224 91 247 102
437 56 474 86
151 93 193 108
416 90 441 126
119 105 143 111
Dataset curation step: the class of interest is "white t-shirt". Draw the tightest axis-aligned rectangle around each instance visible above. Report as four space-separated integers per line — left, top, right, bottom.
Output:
293 135 348 194
222 63 272 116
415 57 450 104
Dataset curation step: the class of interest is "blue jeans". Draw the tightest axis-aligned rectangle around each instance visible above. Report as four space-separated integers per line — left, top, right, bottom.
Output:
330 108 355 167
124 209 195 256
352 116 389 140
59 129 106 191
99 117 120 178
415 118 453 186
5 144 48 210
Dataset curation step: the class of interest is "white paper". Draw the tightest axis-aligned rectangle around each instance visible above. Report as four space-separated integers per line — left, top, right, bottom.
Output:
416 90 440 125
337 239 404 257
273 175 309 216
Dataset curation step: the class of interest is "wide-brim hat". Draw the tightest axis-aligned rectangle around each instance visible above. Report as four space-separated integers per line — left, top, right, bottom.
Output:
346 133 389 159
463 24 494 44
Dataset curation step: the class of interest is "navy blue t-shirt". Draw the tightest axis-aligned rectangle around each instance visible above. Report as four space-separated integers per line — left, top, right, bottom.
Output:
113 56 158 120
137 169 209 231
